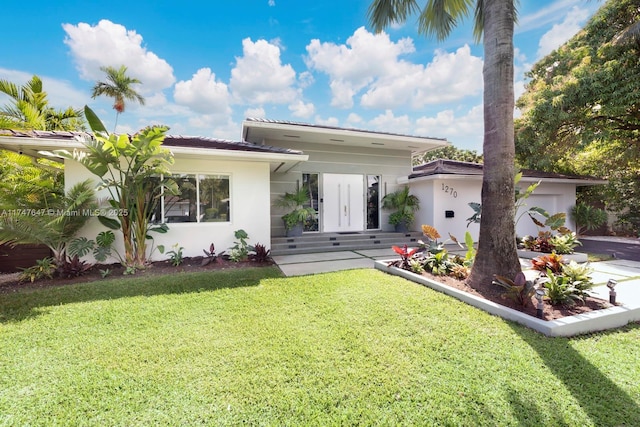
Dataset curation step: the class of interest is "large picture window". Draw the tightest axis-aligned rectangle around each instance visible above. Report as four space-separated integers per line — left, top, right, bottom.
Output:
157 174 230 223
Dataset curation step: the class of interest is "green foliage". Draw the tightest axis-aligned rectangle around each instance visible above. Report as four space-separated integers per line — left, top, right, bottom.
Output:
166 244 184 267
274 186 317 231
493 272 537 307
571 203 608 235
0 75 85 131
550 232 582 255
91 65 145 131
515 0 640 229
0 179 97 266
423 251 452 276
229 229 254 262
561 261 595 295
67 231 116 263
414 146 483 166
382 186 420 226
18 257 56 283
542 269 585 306
100 268 112 278
57 106 176 269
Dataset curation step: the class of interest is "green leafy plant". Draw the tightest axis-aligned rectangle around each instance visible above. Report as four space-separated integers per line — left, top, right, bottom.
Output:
550 231 582 255
18 257 56 283
251 243 271 263
382 186 420 230
274 186 316 235
542 269 584 306
423 251 452 276
409 258 425 274
100 268 112 278
571 203 608 235
229 229 254 262
68 231 117 263
0 179 97 267
166 244 184 267
493 272 537 307
561 261 595 296
58 106 177 270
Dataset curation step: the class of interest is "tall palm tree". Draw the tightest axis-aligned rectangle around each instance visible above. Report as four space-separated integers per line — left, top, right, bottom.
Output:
0 75 84 131
91 65 145 132
368 0 522 287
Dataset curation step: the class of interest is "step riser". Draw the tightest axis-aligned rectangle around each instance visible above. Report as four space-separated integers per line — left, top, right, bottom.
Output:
270 233 423 256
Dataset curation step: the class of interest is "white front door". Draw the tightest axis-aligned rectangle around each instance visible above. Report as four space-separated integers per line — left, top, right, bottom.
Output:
322 173 365 232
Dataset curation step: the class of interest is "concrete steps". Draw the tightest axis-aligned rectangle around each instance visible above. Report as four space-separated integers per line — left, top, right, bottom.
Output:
271 231 423 256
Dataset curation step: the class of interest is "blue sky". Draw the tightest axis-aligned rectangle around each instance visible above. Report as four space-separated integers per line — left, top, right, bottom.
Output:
2 0 601 151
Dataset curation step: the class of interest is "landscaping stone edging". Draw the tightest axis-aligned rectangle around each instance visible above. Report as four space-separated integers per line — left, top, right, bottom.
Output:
374 259 640 337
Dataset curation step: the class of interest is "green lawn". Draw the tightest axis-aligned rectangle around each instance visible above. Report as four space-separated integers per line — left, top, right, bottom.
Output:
1 267 639 426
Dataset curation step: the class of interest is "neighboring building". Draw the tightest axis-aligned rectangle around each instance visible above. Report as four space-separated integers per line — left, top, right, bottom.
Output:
404 159 607 241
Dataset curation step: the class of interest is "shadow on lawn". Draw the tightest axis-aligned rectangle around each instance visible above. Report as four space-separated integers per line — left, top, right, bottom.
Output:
0 266 281 324
511 323 640 426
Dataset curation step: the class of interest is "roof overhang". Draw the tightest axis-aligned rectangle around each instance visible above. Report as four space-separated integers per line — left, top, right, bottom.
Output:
403 173 607 186
242 119 449 153
0 135 309 173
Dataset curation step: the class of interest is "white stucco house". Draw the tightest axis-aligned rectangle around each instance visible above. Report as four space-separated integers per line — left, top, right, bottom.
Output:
0 120 605 261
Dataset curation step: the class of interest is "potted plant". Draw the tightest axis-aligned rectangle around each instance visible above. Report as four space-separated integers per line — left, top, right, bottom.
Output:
274 186 317 237
382 186 420 232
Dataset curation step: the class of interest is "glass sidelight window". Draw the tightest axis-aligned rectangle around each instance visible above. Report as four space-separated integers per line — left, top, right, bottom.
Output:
302 173 319 232
367 175 380 229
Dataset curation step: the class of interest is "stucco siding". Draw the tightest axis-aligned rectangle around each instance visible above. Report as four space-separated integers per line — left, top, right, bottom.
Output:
66 156 271 262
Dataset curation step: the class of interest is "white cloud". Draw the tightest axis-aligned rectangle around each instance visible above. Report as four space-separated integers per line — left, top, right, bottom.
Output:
345 113 363 126
368 110 412 135
537 6 591 58
361 45 483 109
305 27 482 110
306 27 415 108
268 0 275 6
415 105 484 150
244 107 266 119
517 0 582 34
288 100 315 118
62 19 175 92
230 38 298 105
314 116 340 127
174 68 231 115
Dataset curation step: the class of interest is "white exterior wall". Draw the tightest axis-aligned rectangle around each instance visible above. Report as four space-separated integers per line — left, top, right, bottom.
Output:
266 140 413 235
65 156 272 262
410 177 481 241
410 176 579 242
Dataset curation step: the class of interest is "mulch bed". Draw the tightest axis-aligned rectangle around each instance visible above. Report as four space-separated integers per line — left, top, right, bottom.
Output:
0 257 275 294
414 270 612 321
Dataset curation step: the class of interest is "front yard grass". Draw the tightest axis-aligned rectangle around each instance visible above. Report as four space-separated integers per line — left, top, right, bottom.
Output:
1 267 639 426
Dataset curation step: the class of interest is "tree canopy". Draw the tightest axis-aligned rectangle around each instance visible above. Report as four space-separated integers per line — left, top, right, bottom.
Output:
515 0 640 234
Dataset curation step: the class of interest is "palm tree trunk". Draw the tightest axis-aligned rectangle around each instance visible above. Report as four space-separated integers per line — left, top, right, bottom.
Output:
468 0 522 287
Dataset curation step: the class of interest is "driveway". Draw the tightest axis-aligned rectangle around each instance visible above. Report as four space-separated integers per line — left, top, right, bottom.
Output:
579 237 640 261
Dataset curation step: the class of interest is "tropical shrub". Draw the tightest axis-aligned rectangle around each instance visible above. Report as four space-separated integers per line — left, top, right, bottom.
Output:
166 244 184 267
59 106 177 270
571 203 608 235
493 272 537 307
542 269 585 306
382 186 420 228
229 229 254 262
18 257 56 283
251 243 271 263
550 232 582 255
531 253 564 274
59 255 92 279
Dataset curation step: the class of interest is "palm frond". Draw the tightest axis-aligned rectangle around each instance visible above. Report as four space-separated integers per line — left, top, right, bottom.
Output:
368 0 421 33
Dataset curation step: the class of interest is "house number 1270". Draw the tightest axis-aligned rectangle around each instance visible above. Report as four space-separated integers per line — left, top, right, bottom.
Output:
441 183 458 198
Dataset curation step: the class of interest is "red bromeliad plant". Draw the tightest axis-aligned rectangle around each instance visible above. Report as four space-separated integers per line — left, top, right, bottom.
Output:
531 253 564 274
391 244 419 269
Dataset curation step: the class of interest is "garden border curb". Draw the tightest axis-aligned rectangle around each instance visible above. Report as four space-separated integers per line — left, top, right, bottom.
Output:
375 260 640 337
